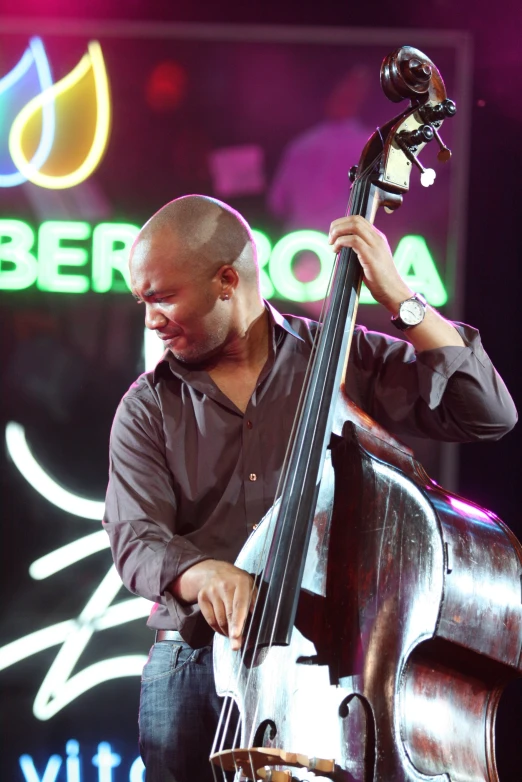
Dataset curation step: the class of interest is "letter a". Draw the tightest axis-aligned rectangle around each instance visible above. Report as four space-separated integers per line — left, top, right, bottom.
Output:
393 234 448 307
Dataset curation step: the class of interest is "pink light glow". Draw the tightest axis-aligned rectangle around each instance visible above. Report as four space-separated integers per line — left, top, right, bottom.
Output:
449 497 491 522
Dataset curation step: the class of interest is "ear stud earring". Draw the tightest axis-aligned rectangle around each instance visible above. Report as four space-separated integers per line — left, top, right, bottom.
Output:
222 293 230 300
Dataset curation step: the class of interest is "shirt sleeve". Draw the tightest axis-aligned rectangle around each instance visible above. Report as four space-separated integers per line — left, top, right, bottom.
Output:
102 387 211 629
348 322 518 442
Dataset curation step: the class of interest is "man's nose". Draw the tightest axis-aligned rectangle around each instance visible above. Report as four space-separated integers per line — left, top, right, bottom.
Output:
144 304 168 330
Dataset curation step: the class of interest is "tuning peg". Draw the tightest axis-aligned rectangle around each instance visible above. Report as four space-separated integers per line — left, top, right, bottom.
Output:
348 165 358 183
396 128 436 186
397 139 436 187
419 98 457 125
429 125 452 162
420 168 436 187
397 124 434 148
440 98 457 117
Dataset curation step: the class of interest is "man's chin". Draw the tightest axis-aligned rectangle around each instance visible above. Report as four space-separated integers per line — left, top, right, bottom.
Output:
169 342 222 366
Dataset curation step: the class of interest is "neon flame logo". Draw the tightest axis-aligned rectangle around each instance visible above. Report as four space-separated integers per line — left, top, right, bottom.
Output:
0 38 110 189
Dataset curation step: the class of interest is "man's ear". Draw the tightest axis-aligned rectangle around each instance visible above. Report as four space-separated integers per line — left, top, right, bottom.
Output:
219 265 240 297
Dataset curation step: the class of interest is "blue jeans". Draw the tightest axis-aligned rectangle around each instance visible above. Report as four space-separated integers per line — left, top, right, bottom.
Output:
139 640 237 782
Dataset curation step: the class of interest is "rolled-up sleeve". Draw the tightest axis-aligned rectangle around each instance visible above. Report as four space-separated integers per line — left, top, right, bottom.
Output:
102 389 210 626
349 322 517 442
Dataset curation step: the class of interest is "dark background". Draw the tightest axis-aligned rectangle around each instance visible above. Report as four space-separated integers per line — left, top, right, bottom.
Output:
0 0 520 780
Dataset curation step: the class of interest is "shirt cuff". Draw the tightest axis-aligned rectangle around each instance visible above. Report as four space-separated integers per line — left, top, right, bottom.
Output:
163 592 215 645
159 536 211 624
415 323 487 410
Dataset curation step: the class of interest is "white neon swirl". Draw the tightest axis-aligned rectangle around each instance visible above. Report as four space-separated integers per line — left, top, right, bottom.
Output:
5 422 105 519
36 656 148 720
0 330 156 719
0 620 75 672
29 530 110 579
144 326 165 372
0 597 150 673
94 596 151 630
0 37 55 187
32 565 138 720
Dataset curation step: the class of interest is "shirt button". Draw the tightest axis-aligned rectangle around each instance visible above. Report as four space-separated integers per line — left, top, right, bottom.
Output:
249 473 257 482
246 420 253 429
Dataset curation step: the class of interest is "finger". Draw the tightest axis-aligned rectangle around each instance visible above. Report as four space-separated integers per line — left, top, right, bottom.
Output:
198 594 223 635
331 235 366 257
329 215 368 232
213 596 230 637
199 593 228 637
228 579 255 650
249 582 259 613
329 216 377 246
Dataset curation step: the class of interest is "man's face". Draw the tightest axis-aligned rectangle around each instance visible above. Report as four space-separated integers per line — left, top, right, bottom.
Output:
130 233 232 364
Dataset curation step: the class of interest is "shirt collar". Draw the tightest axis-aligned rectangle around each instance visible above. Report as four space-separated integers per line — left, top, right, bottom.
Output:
264 300 305 344
152 300 304 384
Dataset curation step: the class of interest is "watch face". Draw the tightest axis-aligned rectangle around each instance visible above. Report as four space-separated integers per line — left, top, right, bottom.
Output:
400 298 425 325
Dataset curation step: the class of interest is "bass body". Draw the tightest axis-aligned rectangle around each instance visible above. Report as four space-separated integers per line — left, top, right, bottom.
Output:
214 398 522 781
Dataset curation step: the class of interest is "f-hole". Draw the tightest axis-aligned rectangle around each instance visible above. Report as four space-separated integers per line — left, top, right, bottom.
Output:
495 676 522 781
339 693 376 780
253 718 278 748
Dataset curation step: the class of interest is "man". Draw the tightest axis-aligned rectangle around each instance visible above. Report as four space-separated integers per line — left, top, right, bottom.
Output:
103 194 516 782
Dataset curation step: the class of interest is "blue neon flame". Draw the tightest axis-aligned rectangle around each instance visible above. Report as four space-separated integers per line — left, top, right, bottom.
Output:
0 37 55 187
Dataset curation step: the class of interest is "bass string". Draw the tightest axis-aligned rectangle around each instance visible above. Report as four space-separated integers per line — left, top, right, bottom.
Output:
233 155 380 756
242 151 384 659
211 231 342 766
212 156 376 773
241 152 381 675
212 155 382 778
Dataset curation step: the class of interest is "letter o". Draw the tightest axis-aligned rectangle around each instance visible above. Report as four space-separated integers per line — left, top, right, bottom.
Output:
268 230 333 303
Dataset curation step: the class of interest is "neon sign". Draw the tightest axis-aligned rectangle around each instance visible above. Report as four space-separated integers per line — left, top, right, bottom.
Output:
0 219 448 305
19 740 145 782
0 38 110 189
0 225 448 721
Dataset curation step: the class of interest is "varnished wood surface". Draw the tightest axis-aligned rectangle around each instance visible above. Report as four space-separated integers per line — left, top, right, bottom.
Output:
214 416 522 781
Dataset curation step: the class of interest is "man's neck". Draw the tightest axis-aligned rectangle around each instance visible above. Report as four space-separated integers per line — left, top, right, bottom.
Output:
205 302 271 412
204 298 270 373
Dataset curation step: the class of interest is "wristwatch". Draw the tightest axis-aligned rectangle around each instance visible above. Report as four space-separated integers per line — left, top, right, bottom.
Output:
391 293 427 331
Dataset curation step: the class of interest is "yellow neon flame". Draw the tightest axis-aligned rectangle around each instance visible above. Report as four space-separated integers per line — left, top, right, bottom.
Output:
9 41 110 189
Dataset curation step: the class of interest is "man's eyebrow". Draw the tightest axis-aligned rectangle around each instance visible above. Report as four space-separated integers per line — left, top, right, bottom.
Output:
132 289 157 301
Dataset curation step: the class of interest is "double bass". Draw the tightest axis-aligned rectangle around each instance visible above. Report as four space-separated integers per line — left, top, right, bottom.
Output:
210 46 522 782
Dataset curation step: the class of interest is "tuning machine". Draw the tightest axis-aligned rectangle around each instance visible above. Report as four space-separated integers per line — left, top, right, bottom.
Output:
393 96 456 187
417 98 456 163
396 125 437 187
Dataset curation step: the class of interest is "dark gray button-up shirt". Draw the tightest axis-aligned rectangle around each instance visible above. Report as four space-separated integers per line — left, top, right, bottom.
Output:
103 303 517 642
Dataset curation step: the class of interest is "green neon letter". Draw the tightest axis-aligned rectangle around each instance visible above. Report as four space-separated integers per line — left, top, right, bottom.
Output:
251 229 274 299
359 234 447 305
393 234 447 306
0 220 37 290
92 223 139 292
37 221 91 293
269 230 333 302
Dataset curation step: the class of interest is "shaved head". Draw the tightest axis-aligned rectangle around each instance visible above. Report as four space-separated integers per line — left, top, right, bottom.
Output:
129 195 265 365
136 194 258 286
